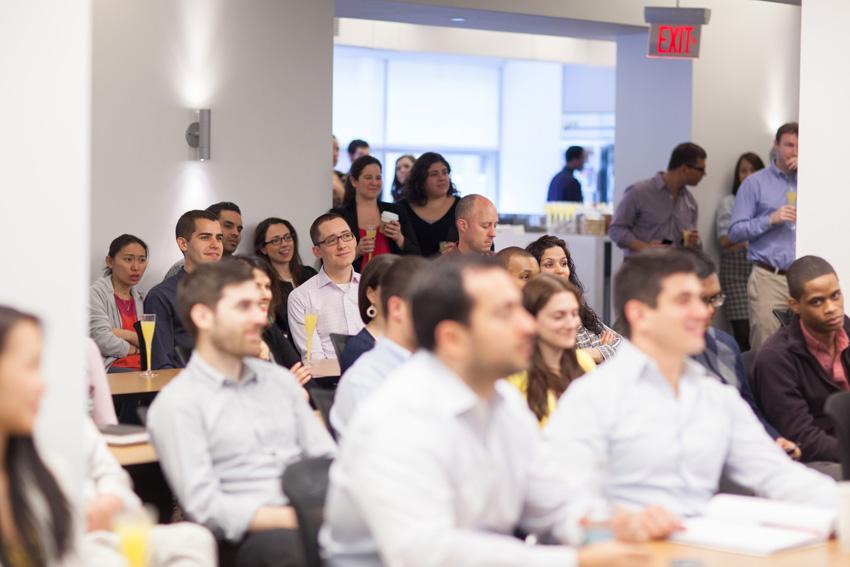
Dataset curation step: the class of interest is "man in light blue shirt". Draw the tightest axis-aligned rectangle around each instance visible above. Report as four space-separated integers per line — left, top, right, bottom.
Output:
147 260 336 567
330 256 427 438
545 250 834 527
729 122 798 349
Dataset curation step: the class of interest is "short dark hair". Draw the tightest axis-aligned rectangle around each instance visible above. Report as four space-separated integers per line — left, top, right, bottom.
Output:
105 234 148 275
775 122 799 144
614 249 698 338
309 212 347 246
343 155 382 206
410 254 502 351
357 255 400 324
380 256 429 316
347 139 369 157
679 248 717 279
565 146 584 163
496 246 534 267
206 201 241 217
403 151 459 206
668 142 707 170
177 259 255 339
176 209 219 241
787 255 837 301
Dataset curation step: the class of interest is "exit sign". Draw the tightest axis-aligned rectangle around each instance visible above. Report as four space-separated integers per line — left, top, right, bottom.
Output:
644 6 711 60
648 23 702 58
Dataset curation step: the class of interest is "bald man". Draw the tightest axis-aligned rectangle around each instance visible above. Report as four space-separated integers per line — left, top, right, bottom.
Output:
456 194 498 255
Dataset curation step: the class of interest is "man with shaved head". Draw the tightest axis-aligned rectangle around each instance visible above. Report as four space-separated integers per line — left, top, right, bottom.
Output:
455 194 498 255
752 255 847 479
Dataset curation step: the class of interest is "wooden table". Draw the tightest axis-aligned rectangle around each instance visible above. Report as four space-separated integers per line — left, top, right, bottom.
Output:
108 368 180 395
108 442 158 466
646 540 850 566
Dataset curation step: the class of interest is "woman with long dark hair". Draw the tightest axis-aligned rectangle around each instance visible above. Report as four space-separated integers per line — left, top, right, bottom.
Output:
390 154 416 203
507 275 595 425
334 155 419 272
255 217 317 340
526 235 622 363
715 152 765 351
89 234 148 371
398 152 461 257
0 306 72 566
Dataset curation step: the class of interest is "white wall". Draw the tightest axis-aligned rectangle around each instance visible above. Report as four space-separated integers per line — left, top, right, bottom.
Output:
797 0 849 284
499 60 563 214
336 18 616 66
689 0 800 261
0 0 90 488
92 0 334 288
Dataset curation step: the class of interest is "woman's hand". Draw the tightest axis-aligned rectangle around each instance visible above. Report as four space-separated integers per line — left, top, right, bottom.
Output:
289 362 312 386
382 220 405 248
355 236 375 257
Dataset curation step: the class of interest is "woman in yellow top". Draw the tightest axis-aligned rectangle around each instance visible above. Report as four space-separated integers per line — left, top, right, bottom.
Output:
508 275 595 426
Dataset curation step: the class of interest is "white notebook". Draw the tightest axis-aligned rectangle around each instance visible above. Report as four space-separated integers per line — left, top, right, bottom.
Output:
671 494 835 556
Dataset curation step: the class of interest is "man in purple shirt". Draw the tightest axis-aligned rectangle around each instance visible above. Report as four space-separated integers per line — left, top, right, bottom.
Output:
729 122 798 349
608 142 707 255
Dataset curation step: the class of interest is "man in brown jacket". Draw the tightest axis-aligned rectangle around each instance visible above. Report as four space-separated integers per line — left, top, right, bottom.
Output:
752 255 847 480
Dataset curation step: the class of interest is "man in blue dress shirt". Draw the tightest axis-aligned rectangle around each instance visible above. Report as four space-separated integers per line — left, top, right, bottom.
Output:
729 122 798 349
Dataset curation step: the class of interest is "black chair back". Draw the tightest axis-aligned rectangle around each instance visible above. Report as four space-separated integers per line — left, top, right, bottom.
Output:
825 391 850 480
308 386 337 439
174 345 192 367
772 308 793 328
329 333 352 361
282 457 334 567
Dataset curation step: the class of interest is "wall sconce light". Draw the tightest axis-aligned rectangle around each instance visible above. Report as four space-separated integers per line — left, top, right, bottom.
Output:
185 109 211 161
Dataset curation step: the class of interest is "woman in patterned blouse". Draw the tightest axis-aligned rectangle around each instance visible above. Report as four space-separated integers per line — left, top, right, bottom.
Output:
526 235 622 362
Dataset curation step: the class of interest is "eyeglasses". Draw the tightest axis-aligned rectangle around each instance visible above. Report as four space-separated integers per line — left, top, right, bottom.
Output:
703 293 726 308
686 164 706 173
315 231 355 247
264 234 293 246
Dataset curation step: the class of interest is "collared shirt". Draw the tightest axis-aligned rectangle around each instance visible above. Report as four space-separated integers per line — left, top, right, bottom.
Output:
608 173 699 255
728 162 797 270
320 351 583 567
287 267 363 361
692 327 779 439
575 324 622 361
543 340 836 519
143 268 193 369
800 321 850 391
147 354 336 541
330 337 411 439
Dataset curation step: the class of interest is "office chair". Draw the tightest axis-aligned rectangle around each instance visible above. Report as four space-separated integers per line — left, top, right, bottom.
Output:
825 391 850 481
282 457 334 567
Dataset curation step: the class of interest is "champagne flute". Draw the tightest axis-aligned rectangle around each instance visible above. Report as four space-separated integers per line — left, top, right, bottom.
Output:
304 313 318 363
365 224 377 264
140 314 157 378
787 190 797 231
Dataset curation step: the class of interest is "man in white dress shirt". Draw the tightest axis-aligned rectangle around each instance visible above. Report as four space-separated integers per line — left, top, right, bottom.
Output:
330 256 428 438
544 249 836 530
320 255 652 567
288 212 364 360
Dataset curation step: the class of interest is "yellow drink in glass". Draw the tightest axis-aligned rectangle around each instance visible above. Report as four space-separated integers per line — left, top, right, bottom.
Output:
140 314 156 377
304 313 318 362
787 191 797 207
365 225 377 263
113 506 155 567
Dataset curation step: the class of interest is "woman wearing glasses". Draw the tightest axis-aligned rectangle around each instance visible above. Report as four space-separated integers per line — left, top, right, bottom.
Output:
255 218 317 341
334 155 420 272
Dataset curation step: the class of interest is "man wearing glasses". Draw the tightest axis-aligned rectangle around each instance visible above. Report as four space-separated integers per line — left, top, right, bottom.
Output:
288 213 363 361
609 142 707 255
684 249 801 459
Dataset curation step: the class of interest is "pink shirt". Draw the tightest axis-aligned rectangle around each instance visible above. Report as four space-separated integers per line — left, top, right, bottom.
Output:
800 320 850 391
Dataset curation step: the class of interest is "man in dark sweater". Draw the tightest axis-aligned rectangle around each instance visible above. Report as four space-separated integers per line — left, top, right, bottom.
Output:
752 255 848 479
144 210 223 369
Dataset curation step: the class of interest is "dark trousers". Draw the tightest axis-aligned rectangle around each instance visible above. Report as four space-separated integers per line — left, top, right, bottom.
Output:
219 529 307 567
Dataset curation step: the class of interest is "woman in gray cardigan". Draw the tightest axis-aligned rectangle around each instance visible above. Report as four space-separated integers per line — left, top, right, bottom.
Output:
89 234 148 370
